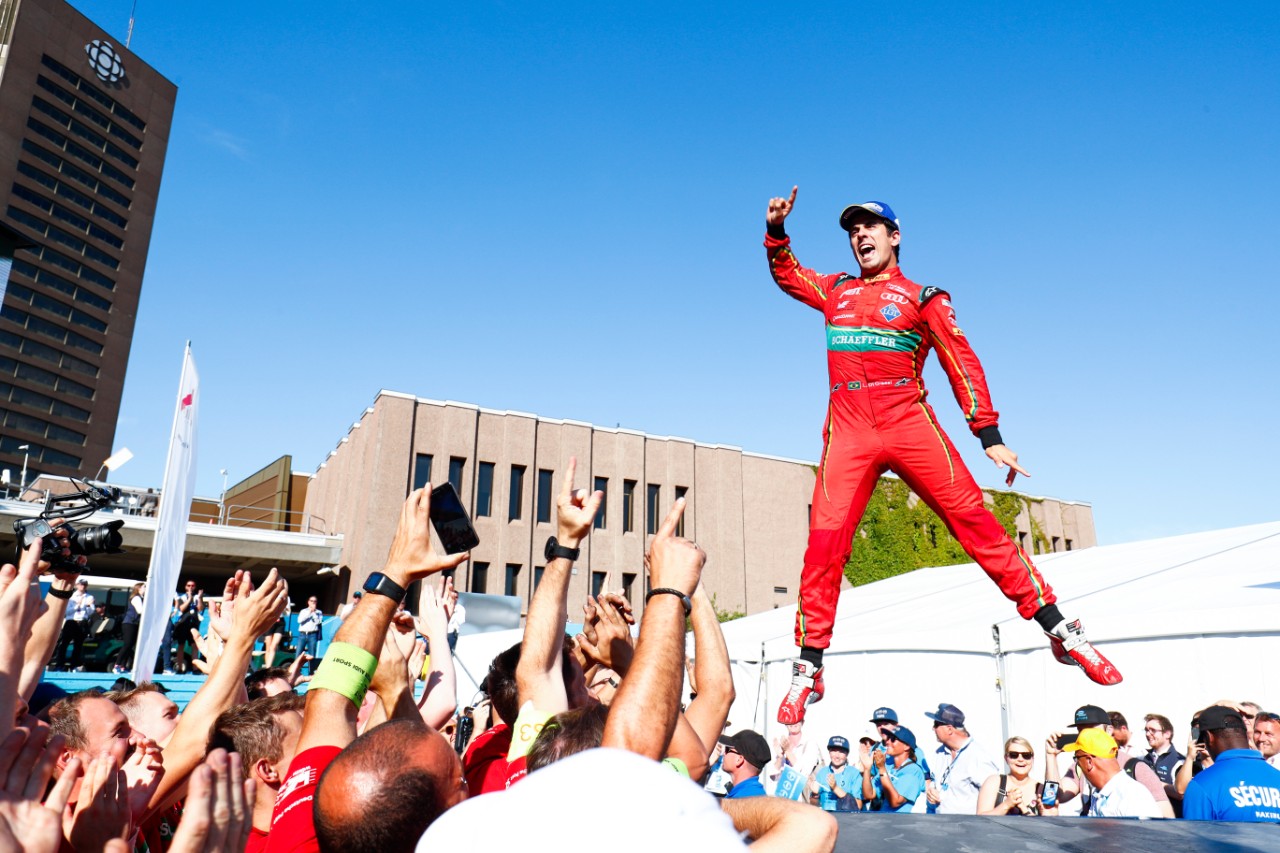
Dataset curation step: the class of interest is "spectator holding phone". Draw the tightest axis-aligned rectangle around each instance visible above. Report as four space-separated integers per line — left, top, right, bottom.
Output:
977 737 1056 816
297 595 324 674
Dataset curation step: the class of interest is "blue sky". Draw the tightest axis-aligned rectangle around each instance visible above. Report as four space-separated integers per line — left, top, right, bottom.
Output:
70 1 1278 544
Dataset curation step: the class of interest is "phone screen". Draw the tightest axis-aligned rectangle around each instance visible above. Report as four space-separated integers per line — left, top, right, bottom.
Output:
1041 781 1059 806
1055 733 1078 750
429 483 480 554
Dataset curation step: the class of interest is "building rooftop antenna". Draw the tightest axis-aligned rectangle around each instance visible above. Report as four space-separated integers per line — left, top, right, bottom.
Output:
126 0 139 48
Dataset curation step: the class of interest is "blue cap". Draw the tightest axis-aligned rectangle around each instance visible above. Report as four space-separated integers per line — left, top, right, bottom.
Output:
887 725 918 750
839 201 900 232
870 707 898 724
827 736 850 751
925 703 966 727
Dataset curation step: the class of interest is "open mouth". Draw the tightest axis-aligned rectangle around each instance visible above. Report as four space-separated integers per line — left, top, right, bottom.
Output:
858 242 876 259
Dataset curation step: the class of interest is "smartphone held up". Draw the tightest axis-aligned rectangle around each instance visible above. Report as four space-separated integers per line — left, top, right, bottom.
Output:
429 482 480 554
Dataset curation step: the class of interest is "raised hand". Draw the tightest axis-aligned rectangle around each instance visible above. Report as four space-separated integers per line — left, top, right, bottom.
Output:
576 594 634 673
64 752 131 850
767 185 799 226
556 457 603 547
384 489 470 586
168 749 254 853
646 497 704 598
0 728 75 853
121 735 165 819
206 573 242 640
231 569 289 641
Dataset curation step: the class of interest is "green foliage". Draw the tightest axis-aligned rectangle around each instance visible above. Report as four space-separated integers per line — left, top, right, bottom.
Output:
844 479 1046 587
709 593 745 623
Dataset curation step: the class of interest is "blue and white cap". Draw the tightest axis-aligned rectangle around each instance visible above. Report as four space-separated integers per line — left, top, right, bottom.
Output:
839 201 900 232
827 735 850 751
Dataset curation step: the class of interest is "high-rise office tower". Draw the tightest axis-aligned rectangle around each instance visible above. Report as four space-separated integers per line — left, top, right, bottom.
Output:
0 0 175 487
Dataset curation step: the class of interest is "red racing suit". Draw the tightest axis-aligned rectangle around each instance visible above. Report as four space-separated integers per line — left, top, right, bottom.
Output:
766 231 1055 651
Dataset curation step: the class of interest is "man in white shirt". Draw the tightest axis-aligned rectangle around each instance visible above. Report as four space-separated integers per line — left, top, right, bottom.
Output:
1064 729 1162 818
53 579 94 670
763 719 822 796
296 595 324 674
924 703 1001 814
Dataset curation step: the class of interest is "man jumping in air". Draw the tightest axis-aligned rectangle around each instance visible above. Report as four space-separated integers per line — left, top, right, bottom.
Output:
764 186 1121 724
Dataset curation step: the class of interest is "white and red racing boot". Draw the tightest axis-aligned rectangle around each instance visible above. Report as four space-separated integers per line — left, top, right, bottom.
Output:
1047 618 1123 686
776 659 825 724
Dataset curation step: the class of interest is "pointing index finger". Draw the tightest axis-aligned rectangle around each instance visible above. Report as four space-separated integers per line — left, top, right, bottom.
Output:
561 457 578 500
788 185 798 205
655 495 687 539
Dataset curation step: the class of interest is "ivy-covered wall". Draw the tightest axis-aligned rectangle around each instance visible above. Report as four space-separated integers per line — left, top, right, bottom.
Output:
845 478 1050 588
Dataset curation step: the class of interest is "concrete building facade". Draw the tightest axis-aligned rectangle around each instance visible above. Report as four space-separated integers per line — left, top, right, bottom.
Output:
305 391 1097 621
0 0 176 483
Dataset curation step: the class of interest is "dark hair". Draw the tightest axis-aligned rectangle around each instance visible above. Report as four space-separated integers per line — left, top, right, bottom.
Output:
245 667 292 701
1144 713 1173 735
207 693 305 777
1109 711 1128 729
1256 712 1280 725
314 721 452 853
483 638 583 727
527 702 609 773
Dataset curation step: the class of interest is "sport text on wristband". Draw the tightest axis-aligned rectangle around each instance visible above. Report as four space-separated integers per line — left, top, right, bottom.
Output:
309 641 378 707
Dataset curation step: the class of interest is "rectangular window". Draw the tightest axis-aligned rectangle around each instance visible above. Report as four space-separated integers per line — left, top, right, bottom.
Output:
623 480 636 533
646 484 661 535
674 486 688 537
593 476 608 530
773 586 788 595
622 572 637 605
449 457 465 496
509 465 526 521
476 462 495 517
471 562 488 594
534 566 544 590
1065 539 1074 551
1052 536 1061 552
536 468 553 524
591 571 607 597
412 453 433 491
505 564 521 596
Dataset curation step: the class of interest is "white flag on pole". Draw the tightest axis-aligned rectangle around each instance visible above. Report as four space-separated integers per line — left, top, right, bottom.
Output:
132 344 199 683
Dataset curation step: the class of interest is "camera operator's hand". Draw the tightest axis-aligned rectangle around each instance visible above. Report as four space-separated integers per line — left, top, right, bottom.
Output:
576 593 634 674
383 489 470 588
555 457 603 548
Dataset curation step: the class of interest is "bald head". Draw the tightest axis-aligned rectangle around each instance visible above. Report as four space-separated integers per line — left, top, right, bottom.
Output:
315 720 466 853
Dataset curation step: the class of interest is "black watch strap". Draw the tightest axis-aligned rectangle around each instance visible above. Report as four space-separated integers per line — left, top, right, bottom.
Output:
544 536 580 563
362 571 406 602
646 587 691 616
47 585 74 600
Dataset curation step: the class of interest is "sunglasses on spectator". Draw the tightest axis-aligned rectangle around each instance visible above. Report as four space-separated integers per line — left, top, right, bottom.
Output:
724 747 740 756
1006 751 1034 760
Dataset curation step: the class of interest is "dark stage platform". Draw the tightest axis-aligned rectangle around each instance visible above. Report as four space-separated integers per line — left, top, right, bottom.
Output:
830 813 1276 852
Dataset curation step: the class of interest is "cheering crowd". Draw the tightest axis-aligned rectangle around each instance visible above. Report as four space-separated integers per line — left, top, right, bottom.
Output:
3 457 1277 853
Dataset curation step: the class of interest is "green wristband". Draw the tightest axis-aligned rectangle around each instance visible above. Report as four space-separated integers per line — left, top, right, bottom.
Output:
309 641 378 706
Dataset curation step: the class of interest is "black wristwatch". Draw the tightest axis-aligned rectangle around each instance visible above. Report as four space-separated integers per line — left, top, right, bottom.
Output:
646 587 692 616
362 571 407 602
544 536 580 563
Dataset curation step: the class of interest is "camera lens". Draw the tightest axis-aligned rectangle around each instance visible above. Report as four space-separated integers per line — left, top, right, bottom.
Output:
68 520 125 556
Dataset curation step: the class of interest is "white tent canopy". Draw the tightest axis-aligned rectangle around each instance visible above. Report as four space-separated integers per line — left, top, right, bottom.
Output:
708 521 1280 759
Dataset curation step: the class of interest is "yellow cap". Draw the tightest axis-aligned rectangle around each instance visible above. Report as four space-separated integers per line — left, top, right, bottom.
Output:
1063 727 1118 758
